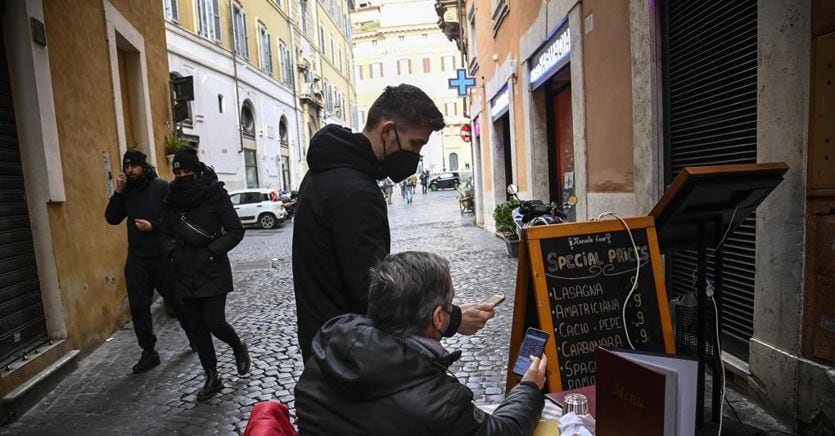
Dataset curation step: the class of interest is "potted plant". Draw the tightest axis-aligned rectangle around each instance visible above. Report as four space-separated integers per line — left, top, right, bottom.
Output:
456 179 475 214
493 198 520 257
164 133 190 165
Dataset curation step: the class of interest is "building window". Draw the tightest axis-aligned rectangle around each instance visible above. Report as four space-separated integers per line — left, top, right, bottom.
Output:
279 116 289 148
422 33 428 38
372 39 377 46
444 102 457 116
449 152 459 171
301 0 308 34
163 0 179 21
259 23 273 75
196 0 221 42
370 62 383 78
218 94 224 113
354 65 363 80
279 40 292 85
398 35 405 42
241 102 255 137
233 5 249 59
423 57 430 73
397 59 411 75
319 23 325 51
467 6 478 66
491 0 509 34
441 55 455 72
244 148 259 188
330 37 335 63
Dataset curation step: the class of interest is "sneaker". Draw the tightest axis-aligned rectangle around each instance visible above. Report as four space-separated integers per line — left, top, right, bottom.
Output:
132 349 160 374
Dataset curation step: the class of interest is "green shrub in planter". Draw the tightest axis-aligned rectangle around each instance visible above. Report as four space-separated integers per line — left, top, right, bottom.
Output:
493 198 519 237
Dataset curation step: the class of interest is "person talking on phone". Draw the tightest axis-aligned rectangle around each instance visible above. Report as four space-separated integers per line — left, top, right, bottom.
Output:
292 84 496 364
295 251 547 435
104 150 193 373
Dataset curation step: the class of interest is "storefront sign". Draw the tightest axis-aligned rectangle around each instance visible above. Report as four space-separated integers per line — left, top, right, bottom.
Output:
490 84 510 121
529 23 570 90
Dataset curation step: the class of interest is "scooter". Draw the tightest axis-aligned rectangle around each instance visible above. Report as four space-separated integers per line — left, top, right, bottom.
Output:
506 184 577 239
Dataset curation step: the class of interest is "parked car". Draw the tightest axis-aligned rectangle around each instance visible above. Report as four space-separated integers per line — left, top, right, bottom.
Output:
228 188 287 229
429 172 460 191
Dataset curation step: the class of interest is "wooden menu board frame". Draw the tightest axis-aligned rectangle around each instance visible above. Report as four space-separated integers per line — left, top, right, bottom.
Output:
505 217 675 393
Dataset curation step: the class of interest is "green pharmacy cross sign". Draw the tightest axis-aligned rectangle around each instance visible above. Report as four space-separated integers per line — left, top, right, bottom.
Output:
448 69 476 97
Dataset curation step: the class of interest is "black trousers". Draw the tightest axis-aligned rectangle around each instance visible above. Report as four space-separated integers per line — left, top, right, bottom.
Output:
125 253 191 351
182 294 242 371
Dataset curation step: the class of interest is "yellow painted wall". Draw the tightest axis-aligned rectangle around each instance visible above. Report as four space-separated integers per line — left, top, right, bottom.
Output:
242 0 292 80
318 2 353 118
43 0 171 349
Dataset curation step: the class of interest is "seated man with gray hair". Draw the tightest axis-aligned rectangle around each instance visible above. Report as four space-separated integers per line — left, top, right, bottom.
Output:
295 251 547 435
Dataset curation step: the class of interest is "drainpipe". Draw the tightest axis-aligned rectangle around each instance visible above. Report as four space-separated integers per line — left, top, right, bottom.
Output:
289 20 304 181
230 0 244 154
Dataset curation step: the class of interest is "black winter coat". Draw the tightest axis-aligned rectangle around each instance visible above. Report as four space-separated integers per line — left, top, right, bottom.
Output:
159 166 244 299
292 124 390 361
104 175 169 258
295 314 545 435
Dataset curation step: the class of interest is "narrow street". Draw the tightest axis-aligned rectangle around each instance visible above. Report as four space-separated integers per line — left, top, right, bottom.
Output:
2 189 792 435
3 189 519 435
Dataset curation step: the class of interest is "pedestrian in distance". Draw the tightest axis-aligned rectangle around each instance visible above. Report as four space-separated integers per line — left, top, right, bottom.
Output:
159 147 251 401
420 169 429 194
383 177 394 204
105 150 193 374
405 173 416 204
295 251 547 435
292 83 497 363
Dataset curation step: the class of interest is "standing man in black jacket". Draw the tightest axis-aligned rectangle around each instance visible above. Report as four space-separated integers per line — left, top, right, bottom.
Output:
292 84 496 363
105 150 192 373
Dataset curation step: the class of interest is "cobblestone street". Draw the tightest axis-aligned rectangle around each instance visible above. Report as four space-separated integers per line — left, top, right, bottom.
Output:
3 189 520 435
2 189 792 435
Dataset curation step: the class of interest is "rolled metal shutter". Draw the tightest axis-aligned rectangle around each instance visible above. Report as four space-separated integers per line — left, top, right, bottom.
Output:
662 0 758 360
0 23 48 364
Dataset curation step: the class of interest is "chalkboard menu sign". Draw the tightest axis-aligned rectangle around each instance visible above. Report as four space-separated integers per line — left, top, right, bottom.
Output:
505 216 674 393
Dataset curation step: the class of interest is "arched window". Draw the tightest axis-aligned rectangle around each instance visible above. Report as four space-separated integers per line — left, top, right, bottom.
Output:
279 116 289 148
241 101 255 137
449 152 459 171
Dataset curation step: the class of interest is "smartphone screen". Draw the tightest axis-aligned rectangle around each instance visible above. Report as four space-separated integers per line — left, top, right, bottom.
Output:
482 292 505 306
512 328 549 376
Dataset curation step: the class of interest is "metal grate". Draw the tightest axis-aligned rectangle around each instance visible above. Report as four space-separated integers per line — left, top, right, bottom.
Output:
663 0 758 360
0 22 48 364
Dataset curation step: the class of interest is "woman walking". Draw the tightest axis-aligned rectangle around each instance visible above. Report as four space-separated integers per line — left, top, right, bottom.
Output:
160 147 250 401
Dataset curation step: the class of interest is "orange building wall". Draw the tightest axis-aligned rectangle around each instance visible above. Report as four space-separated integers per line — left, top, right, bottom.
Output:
582 0 635 192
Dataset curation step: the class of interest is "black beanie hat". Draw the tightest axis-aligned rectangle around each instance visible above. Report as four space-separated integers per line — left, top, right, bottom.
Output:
172 147 201 173
123 150 148 167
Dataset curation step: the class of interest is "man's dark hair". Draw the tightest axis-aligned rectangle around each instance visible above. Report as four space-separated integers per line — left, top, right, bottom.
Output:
367 251 453 337
364 84 446 132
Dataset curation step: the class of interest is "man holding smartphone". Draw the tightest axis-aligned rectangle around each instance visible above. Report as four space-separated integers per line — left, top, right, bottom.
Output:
105 150 192 373
296 252 547 435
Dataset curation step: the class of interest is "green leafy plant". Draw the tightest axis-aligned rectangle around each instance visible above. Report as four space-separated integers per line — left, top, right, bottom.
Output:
164 133 190 155
492 198 519 237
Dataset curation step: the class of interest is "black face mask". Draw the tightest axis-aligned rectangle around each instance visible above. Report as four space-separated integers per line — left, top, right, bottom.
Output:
173 174 198 187
381 125 420 183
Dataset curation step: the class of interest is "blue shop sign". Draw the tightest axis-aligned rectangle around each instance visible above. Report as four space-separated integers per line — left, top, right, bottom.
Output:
490 84 510 122
529 22 570 90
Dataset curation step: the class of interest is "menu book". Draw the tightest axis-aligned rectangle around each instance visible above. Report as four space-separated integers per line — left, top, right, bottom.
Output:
595 348 697 436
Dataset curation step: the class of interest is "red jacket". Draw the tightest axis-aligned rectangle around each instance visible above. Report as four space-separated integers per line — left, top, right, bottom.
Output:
244 401 297 436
